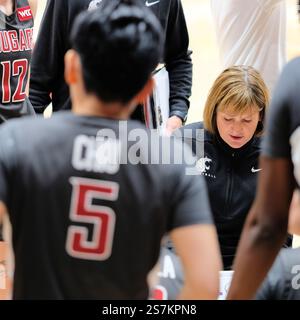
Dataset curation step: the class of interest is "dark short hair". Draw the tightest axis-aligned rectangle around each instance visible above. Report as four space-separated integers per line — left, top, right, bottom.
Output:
70 0 163 104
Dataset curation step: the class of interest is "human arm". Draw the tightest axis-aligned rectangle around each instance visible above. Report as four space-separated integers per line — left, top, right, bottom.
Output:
164 0 192 132
171 224 221 299
29 0 70 112
28 0 37 18
288 189 300 236
23 0 37 96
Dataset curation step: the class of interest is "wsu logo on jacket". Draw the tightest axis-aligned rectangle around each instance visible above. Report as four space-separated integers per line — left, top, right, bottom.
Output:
196 157 216 178
88 0 103 10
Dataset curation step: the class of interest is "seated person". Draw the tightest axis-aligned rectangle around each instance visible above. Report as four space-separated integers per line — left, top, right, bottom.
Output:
152 66 292 299
182 66 273 270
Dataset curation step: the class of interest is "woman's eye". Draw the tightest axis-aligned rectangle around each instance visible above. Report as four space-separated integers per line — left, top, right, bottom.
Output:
224 118 232 122
243 119 252 123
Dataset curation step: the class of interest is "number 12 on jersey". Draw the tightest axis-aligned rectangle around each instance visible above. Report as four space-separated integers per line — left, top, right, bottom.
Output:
1 59 28 103
66 177 119 261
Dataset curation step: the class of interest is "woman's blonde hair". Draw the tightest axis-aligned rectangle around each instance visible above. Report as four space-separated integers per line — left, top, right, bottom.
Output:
203 66 269 136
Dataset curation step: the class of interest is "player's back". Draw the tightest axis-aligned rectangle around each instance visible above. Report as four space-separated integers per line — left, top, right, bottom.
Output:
0 111 201 299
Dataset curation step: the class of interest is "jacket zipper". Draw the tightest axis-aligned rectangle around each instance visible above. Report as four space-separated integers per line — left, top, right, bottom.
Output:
224 152 235 214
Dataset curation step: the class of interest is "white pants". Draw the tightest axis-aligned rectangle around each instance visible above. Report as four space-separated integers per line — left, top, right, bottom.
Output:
211 0 286 92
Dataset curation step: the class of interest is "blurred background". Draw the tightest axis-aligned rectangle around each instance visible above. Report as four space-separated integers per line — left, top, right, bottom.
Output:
35 0 300 123
184 0 300 123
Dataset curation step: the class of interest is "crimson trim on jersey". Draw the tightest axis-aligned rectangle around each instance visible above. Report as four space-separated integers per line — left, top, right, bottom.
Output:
17 6 33 22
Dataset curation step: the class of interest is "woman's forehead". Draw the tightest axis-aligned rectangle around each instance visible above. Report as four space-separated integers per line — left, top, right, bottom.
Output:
218 105 260 117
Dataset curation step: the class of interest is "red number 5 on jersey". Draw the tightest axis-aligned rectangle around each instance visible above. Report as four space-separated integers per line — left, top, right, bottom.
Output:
66 177 119 261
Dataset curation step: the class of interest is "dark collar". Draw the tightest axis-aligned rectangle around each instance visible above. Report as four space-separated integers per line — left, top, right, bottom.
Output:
214 132 258 158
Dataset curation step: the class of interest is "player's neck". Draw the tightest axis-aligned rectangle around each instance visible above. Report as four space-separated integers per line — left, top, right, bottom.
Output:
72 95 133 120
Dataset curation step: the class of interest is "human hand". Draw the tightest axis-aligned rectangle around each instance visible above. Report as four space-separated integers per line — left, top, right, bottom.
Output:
165 116 183 136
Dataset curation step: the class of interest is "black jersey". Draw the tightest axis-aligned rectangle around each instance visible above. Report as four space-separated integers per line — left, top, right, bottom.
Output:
256 248 300 300
0 112 212 299
29 0 192 121
263 57 300 188
0 0 35 123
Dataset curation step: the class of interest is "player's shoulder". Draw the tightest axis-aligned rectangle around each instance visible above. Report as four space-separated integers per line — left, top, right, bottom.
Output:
0 116 47 159
279 57 300 84
278 247 300 271
285 56 300 69
272 57 300 111
0 113 66 139
265 247 300 299
0 115 41 134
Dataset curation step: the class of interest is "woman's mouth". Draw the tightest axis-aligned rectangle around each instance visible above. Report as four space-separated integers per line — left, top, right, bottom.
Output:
229 135 243 141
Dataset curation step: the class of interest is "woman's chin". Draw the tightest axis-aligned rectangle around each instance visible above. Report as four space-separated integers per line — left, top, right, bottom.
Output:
226 138 245 149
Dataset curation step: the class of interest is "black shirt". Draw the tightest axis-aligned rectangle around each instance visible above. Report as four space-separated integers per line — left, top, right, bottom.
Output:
262 57 300 188
256 248 300 300
0 112 212 299
29 0 192 121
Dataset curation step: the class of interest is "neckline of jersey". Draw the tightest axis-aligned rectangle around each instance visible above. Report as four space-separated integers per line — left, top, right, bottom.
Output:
0 0 17 19
54 111 147 129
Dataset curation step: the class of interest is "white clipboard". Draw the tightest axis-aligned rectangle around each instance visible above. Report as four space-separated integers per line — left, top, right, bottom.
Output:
152 66 170 135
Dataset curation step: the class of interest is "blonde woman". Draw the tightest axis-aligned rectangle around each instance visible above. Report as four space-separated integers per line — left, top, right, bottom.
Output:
185 66 283 270
153 66 293 300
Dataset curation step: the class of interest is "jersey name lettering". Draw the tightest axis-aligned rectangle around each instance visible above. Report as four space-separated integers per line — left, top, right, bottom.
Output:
72 135 120 174
0 28 33 53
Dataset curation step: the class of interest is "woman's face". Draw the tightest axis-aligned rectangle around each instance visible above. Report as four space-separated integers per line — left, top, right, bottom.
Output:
216 107 260 149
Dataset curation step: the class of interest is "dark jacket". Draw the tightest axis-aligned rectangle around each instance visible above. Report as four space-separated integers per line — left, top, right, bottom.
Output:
153 122 294 299
181 122 292 269
182 122 261 269
29 0 192 121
